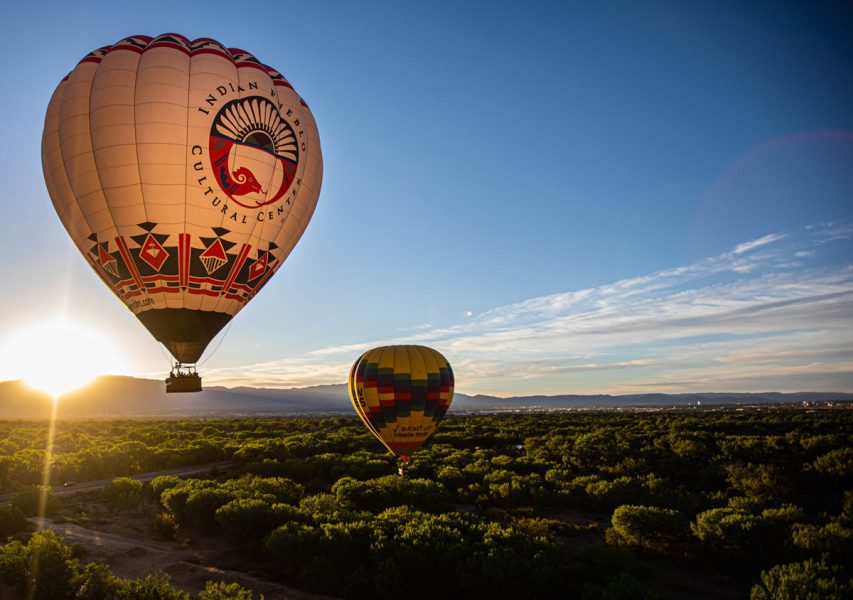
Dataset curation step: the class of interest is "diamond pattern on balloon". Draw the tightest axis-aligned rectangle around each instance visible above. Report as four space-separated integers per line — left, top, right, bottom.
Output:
139 233 168 271
200 238 228 274
248 252 268 281
97 244 119 278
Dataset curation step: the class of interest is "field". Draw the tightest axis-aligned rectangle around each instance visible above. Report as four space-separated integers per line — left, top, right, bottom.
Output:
0 405 851 599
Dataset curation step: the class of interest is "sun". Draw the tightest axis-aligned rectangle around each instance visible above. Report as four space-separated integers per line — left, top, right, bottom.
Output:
0 321 125 398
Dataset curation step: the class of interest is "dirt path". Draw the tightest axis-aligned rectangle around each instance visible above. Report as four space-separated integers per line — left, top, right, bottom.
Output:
0 461 233 505
31 517 335 600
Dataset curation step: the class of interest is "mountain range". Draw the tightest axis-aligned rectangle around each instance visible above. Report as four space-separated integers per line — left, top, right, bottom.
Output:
0 376 849 419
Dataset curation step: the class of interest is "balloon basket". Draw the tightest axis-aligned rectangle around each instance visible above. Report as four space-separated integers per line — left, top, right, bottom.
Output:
397 456 410 478
165 364 202 393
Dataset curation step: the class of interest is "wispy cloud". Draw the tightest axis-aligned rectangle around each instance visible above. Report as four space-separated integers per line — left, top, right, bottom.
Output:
205 222 853 394
733 233 787 255
808 220 853 244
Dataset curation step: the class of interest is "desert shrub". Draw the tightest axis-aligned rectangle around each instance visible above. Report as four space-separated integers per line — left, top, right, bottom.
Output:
159 480 215 522
115 572 189 600
0 505 27 536
11 485 60 517
182 488 235 528
332 475 451 513
103 477 143 510
750 558 851 600
215 498 300 542
0 538 27 591
811 448 853 479
609 505 689 555
149 476 183 502
154 512 178 540
199 580 261 600
23 530 79 600
75 562 122 600
792 520 853 564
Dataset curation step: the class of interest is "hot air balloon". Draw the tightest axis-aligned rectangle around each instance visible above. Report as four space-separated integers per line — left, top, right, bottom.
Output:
348 345 455 471
41 34 322 392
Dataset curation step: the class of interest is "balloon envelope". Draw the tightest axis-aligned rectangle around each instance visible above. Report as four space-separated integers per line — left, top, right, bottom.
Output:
41 34 322 363
348 345 454 459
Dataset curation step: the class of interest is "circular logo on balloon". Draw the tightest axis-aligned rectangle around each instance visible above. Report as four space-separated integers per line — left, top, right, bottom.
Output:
208 96 299 209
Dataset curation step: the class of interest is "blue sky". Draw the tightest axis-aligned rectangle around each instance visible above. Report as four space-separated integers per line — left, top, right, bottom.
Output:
0 1 850 394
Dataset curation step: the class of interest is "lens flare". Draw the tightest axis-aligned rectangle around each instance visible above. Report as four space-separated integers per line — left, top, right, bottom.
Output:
0 321 125 398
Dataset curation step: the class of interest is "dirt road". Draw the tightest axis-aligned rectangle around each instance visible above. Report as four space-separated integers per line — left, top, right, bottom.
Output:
31 516 333 599
0 461 233 505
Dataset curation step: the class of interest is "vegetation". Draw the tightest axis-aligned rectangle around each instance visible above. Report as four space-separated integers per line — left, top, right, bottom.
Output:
0 529 260 599
103 477 143 510
0 405 849 598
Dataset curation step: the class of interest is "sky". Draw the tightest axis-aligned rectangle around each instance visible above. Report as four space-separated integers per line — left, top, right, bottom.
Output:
0 1 850 395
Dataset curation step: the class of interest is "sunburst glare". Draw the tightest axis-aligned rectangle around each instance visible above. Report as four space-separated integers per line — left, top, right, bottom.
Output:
0 321 125 398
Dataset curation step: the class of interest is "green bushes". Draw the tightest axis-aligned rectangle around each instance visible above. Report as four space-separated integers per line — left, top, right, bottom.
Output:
0 505 27 537
791 520 853 565
215 499 300 542
154 512 178 540
103 477 143 510
11 485 60 517
0 408 850 598
332 475 451 513
199 581 261 600
0 530 78 600
75 562 121 600
750 558 852 600
0 532 265 600
266 506 563 599
609 505 689 554
150 475 183 501
690 505 803 565
158 475 307 537
811 447 853 479
115 573 189 600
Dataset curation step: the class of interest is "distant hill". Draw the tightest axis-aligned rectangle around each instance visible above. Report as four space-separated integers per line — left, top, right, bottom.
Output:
455 391 853 411
0 376 849 419
0 377 351 419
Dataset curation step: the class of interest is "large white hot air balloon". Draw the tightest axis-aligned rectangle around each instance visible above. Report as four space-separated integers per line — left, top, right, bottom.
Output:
41 34 323 391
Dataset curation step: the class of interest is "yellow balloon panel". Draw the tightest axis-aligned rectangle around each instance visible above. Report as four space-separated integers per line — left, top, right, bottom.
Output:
347 346 455 459
349 351 382 439
41 35 323 363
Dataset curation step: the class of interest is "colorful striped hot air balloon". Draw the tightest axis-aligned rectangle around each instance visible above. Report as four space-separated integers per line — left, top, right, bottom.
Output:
41 34 322 391
348 345 455 465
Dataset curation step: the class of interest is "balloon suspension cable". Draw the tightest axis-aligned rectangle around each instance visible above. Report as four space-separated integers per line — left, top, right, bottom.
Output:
197 320 234 367
157 343 176 369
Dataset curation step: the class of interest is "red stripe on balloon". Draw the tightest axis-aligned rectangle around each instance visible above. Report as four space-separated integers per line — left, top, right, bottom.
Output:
249 258 278 298
146 41 191 56
114 236 145 292
222 243 251 293
235 62 268 73
223 293 249 303
188 276 227 286
140 274 179 283
191 48 233 60
109 45 144 55
178 233 190 288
